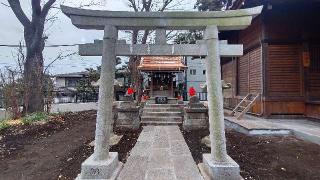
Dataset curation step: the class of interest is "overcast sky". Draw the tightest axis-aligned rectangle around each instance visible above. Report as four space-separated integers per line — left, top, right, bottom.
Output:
0 0 196 75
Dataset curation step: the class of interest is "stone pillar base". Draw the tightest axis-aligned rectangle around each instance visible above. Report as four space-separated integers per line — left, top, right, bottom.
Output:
76 152 123 180
200 154 241 180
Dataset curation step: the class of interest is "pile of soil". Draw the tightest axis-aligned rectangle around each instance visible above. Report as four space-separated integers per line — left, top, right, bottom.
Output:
0 111 141 180
181 128 320 179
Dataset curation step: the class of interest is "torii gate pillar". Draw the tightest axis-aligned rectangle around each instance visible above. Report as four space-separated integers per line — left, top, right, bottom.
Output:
201 25 240 180
75 26 122 180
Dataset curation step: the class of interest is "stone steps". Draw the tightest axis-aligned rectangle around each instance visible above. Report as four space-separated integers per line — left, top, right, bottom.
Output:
142 111 182 117
141 103 184 125
146 104 183 108
141 121 182 125
143 107 182 112
141 116 182 122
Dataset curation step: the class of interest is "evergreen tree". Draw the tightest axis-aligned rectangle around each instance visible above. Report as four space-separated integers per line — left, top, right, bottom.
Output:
194 0 232 11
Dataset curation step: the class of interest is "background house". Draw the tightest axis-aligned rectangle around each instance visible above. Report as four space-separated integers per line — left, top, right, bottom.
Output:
53 72 88 103
54 72 87 90
220 0 320 119
184 56 207 93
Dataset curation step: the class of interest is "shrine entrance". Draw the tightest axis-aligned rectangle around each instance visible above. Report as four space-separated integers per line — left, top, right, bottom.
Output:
138 56 187 98
150 72 174 97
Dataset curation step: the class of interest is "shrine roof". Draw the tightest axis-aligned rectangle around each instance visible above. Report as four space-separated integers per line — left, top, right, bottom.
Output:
138 56 187 72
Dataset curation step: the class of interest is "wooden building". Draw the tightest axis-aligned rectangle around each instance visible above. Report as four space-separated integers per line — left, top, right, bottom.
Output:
138 56 187 97
221 0 320 119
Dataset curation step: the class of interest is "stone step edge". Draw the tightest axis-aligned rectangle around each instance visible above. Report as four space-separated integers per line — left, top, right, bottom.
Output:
141 116 182 119
143 107 182 109
141 121 182 125
142 112 182 114
145 104 183 107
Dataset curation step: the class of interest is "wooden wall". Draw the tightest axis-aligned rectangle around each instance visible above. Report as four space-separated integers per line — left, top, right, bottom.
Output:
238 47 262 96
307 44 320 99
221 16 263 114
221 2 320 119
262 2 320 118
222 59 236 98
266 45 303 98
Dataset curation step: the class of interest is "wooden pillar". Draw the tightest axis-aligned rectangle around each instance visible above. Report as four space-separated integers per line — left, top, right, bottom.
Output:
150 73 153 97
170 74 174 97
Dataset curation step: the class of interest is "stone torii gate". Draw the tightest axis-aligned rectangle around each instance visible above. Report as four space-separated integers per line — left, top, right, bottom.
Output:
61 5 262 180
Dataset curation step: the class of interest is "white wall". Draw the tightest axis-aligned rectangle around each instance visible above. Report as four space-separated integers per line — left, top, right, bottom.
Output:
50 102 98 113
54 77 66 88
186 57 207 92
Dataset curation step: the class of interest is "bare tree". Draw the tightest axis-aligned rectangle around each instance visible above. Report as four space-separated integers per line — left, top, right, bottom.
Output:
6 0 56 113
6 0 99 113
126 0 186 101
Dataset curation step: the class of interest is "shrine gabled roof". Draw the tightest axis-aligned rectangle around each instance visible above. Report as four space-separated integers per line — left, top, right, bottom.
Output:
138 56 187 72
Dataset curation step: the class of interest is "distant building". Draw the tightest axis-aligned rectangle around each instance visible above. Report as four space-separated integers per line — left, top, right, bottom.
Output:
184 57 207 93
54 71 87 90
53 72 88 103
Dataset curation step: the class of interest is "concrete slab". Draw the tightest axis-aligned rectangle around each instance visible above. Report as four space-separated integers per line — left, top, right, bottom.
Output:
117 125 204 180
117 156 148 180
170 140 191 156
148 148 173 169
130 141 152 157
224 111 320 145
172 155 203 180
145 168 176 180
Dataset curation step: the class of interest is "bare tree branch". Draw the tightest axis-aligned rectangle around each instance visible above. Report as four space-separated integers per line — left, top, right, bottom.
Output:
41 0 56 17
44 51 77 73
7 0 31 27
1 2 10 7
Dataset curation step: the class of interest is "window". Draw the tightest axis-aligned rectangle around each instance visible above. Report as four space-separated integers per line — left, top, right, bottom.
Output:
190 69 196 75
203 70 206 75
66 78 78 87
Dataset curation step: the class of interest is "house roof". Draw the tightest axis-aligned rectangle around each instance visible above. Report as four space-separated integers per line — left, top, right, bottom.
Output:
138 56 187 72
54 71 87 78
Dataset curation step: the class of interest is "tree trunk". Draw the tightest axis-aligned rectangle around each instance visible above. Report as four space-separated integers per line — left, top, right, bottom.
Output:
23 51 44 113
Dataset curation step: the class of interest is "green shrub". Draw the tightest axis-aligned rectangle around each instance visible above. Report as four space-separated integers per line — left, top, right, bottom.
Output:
0 121 10 131
22 112 49 125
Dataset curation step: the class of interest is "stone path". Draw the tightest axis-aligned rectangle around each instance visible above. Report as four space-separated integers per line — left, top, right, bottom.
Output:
117 126 203 180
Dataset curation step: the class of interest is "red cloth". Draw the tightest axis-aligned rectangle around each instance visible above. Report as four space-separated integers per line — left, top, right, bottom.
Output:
127 87 134 95
189 86 196 96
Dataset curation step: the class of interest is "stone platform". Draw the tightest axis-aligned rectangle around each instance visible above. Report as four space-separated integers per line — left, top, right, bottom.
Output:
224 110 320 145
117 126 203 180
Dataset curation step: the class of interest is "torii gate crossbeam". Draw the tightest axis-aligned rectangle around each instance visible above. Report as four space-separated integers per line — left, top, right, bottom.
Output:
79 40 243 57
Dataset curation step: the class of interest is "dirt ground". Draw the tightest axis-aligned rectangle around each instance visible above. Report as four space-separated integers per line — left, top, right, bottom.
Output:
0 111 141 180
2 111 320 180
181 128 320 180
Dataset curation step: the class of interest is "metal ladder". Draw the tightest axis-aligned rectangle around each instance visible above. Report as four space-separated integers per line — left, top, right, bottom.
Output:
230 93 260 120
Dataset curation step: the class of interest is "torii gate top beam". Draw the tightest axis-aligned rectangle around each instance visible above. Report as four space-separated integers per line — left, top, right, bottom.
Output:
61 5 262 30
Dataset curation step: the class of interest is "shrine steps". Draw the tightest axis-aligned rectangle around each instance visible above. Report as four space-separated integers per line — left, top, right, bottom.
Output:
141 104 183 125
